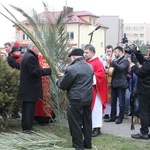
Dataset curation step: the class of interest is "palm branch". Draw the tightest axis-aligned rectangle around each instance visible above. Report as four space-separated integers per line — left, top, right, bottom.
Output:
0 2 73 124
0 130 74 149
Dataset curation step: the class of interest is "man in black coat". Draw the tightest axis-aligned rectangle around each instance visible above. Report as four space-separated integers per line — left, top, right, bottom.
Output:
130 46 150 140
17 42 52 133
105 46 129 124
56 48 94 150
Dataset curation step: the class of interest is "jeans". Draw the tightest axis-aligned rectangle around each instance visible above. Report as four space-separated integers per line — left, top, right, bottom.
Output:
110 87 126 120
133 96 139 117
125 88 130 113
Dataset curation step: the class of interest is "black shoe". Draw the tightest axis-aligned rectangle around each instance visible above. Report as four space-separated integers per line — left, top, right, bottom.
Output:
131 133 148 140
148 134 150 139
104 117 115 122
103 114 109 119
115 118 122 124
92 128 101 137
84 146 92 149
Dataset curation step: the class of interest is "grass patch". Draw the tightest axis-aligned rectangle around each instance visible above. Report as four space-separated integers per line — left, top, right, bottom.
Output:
0 119 150 150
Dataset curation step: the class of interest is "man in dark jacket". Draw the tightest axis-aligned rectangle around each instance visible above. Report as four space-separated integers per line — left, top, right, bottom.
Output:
17 42 52 133
56 48 94 150
105 46 129 124
130 46 150 140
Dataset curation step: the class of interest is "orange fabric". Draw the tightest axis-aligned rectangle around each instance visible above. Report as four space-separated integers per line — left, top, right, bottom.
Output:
35 55 52 117
85 57 107 111
106 85 111 103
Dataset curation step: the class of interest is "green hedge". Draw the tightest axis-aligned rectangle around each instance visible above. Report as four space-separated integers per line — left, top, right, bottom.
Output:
0 57 20 119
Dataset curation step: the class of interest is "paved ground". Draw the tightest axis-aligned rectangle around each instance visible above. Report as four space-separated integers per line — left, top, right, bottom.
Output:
101 117 141 138
62 117 141 138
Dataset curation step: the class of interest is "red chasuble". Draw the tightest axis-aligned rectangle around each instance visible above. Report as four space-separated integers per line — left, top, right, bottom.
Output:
35 55 52 117
85 57 107 111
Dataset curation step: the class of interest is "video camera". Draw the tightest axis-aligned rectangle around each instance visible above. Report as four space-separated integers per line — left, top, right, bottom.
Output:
122 33 137 54
124 44 137 54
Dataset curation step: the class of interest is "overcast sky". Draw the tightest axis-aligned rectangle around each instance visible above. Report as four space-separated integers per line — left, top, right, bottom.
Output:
0 0 150 47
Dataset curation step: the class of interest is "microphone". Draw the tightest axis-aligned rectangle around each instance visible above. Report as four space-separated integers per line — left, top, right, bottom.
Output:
95 26 101 31
88 26 101 36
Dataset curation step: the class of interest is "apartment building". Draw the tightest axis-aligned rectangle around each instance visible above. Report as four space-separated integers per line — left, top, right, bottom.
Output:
124 23 150 45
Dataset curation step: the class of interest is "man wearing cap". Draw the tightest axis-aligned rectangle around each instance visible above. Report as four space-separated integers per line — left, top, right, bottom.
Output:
56 48 94 150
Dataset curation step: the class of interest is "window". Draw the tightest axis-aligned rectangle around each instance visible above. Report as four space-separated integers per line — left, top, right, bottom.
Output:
133 27 138 30
127 27 130 30
126 34 130 38
140 27 144 31
133 34 138 38
140 40 144 44
67 32 74 40
23 33 29 40
89 18 92 24
93 18 96 25
140 34 144 37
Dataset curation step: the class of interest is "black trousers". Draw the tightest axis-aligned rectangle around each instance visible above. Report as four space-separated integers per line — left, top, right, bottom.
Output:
138 94 150 134
67 103 92 149
22 101 36 130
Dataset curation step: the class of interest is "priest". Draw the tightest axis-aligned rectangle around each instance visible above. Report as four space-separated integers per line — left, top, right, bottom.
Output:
84 45 107 137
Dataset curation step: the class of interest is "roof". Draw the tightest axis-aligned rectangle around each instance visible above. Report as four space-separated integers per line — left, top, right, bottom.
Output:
20 9 99 25
74 11 99 18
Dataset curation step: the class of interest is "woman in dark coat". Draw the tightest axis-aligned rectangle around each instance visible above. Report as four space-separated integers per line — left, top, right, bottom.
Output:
7 46 22 70
7 46 22 118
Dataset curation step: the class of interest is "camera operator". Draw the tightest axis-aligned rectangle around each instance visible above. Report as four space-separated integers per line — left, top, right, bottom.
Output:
129 45 150 140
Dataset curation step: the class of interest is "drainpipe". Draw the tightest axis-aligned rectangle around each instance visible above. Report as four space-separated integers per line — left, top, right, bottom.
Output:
78 23 82 48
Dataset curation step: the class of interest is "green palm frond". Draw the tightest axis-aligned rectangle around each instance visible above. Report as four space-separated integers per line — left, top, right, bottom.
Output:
0 2 73 124
0 130 67 149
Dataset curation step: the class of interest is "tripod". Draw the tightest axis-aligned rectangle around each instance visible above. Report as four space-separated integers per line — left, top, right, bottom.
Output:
130 53 135 130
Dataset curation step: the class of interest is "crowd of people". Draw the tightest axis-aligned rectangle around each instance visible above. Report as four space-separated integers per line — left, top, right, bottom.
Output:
0 41 150 150
0 42 53 131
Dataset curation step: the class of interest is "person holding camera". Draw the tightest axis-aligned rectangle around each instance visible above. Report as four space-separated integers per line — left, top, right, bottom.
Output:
105 46 129 124
130 45 150 140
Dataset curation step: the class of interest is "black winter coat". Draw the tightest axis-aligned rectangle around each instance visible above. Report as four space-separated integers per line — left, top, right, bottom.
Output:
132 51 150 95
111 56 129 89
7 56 20 70
57 57 94 106
17 49 51 102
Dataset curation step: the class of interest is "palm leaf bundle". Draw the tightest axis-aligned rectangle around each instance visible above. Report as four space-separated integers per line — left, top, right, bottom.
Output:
0 130 75 150
0 2 73 124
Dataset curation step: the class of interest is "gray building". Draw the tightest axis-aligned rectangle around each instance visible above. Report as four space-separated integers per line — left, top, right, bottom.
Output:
99 16 124 48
